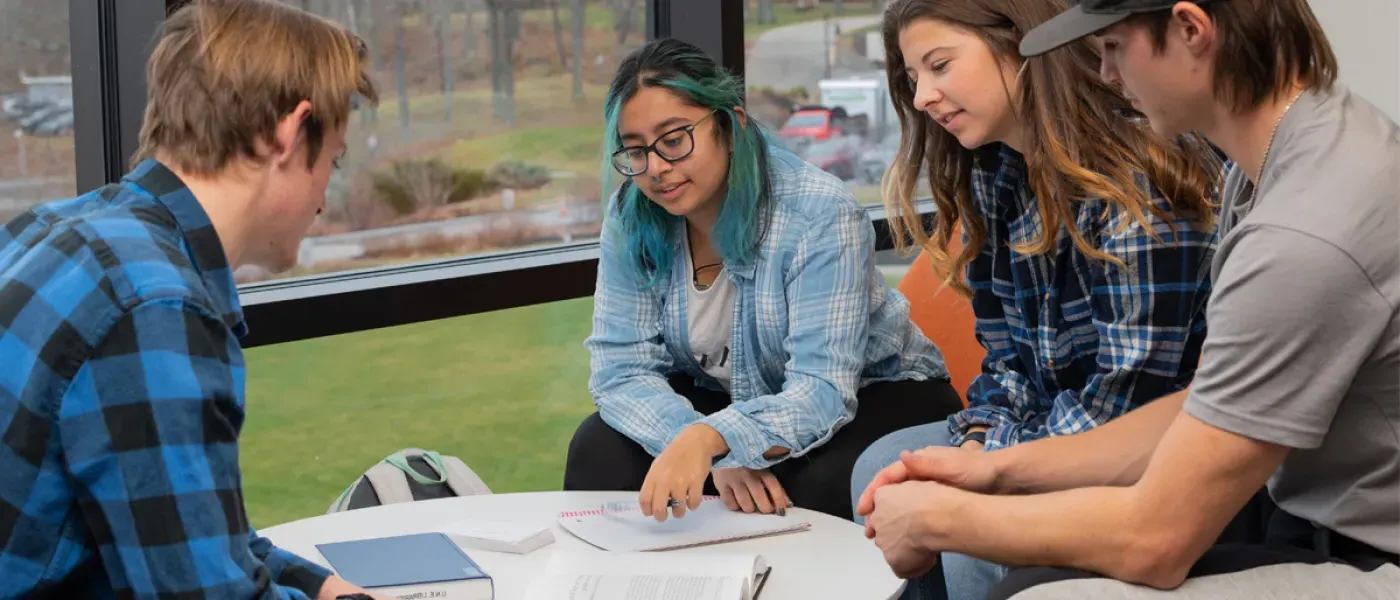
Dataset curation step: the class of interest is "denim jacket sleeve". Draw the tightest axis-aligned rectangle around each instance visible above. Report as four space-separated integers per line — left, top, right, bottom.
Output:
699 206 872 470
585 215 703 457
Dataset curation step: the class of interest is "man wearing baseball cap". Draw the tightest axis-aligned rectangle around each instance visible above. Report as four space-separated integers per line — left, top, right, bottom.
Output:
858 1 1399 598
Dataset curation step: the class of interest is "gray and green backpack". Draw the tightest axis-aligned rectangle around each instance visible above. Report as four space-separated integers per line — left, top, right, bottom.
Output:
327 448 492 513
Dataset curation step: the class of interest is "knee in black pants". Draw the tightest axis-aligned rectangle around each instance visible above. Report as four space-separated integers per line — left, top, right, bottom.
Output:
772 458 856 521
563 412 654 492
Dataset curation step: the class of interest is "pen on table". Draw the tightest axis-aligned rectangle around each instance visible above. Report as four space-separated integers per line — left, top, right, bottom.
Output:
610 498 789 516
658 497 789 517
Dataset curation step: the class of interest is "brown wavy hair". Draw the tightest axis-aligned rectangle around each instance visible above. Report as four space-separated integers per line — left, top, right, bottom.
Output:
880 0 1221 298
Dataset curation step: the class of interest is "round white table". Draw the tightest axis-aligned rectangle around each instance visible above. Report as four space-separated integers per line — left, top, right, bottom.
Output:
259 491 905 599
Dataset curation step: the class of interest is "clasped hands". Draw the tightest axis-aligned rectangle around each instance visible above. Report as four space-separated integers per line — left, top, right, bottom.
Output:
854 439 1001 579
638 423 791 522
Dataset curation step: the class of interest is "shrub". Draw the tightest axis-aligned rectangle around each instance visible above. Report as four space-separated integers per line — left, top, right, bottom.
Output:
489 159 552 190
341 177 399 231
370 158 497 216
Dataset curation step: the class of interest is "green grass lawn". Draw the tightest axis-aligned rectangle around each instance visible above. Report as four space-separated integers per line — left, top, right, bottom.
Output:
356 76 609 146
443 122 605 176
240 298 597 529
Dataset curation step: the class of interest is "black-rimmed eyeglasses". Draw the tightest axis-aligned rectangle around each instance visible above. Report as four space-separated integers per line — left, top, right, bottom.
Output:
611 111 719 177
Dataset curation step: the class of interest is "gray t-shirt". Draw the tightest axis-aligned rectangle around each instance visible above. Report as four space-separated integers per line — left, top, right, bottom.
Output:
1185 83 1400 554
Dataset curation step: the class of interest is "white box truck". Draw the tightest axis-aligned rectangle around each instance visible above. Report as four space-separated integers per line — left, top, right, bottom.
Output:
818 73 895 141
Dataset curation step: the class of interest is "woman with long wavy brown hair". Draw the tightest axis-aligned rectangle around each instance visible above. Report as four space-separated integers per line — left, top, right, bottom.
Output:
849 0 1222 598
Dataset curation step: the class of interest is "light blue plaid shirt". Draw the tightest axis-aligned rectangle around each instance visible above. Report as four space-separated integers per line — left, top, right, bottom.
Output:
586 145 949 470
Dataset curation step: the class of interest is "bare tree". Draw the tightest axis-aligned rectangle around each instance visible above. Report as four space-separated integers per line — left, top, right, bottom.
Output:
435 0 455 121
463 0 478 63
570 0 585 102
505 3 519 122
487 0 517 124
346 0 379 125
393 0 412 133
612 0 640 46
549 0 569 70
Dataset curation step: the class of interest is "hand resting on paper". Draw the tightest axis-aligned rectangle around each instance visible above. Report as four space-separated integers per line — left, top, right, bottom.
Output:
713 468 791 516
640 424 794 522
640 424 728 522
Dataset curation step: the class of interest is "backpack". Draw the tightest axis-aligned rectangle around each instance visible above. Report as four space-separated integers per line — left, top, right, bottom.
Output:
327 448 492 513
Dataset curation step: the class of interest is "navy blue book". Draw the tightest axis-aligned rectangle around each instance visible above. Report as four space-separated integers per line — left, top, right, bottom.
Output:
317 532 494 599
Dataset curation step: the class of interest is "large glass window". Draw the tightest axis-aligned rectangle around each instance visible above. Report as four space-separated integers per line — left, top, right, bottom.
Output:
239 0 648 285
743 0 892 205
241 297 595 529
0 1 76 222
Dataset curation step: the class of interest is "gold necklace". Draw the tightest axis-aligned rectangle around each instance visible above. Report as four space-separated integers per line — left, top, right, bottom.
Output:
1250 89 1306 206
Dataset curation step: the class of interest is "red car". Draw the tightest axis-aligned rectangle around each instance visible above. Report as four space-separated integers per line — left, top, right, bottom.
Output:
778 106 851 141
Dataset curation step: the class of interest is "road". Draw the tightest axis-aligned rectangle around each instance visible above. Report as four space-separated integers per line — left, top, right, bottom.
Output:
745 14 884 97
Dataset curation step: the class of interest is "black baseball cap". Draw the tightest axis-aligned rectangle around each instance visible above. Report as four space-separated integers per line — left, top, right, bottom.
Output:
1020 0 1210 58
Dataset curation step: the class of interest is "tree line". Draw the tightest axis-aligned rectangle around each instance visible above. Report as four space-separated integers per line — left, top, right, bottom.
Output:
297 0 643 131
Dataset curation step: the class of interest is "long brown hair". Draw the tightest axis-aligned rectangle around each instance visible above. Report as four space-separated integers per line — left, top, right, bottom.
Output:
881 0 1220 298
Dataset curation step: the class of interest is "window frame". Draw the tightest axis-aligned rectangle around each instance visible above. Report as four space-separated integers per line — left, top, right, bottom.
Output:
71 0 929 348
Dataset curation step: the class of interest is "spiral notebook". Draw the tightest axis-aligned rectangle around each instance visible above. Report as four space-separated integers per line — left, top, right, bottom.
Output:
557 496 810 551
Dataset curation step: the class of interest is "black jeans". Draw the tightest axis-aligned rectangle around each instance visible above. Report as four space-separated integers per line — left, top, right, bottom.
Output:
563 375 964 520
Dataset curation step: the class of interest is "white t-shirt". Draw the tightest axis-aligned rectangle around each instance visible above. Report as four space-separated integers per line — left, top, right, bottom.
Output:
683 229 736 391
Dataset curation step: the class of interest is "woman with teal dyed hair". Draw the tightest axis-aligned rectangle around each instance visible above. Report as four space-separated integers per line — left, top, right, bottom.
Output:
563 38 963 521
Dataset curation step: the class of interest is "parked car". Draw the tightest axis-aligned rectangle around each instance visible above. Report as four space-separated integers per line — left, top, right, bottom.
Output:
1 93 25 119
859 135 902 185
778 105 859 142
798 135 862 181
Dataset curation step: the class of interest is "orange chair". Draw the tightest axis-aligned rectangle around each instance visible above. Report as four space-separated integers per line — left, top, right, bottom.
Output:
896 245 985 407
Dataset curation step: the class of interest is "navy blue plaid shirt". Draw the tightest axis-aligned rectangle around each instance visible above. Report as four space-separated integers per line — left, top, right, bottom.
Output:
949 145 1218 450
0 159 331 598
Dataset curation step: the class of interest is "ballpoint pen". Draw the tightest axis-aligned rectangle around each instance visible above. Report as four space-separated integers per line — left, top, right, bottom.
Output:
601 498 684 513
605 498 789 516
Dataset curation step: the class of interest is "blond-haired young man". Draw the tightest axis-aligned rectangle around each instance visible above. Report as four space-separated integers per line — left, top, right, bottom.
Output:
0 1 382 597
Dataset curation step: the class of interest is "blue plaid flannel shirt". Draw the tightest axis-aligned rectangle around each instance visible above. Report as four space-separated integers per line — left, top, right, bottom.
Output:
0 159 331 598
587 144 949 470
949 145 1218 450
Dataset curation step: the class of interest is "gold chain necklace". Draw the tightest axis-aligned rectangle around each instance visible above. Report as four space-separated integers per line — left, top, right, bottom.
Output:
1249 90 1306 206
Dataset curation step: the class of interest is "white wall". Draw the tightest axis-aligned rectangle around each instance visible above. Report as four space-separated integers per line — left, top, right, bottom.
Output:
1311 0 1400 121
